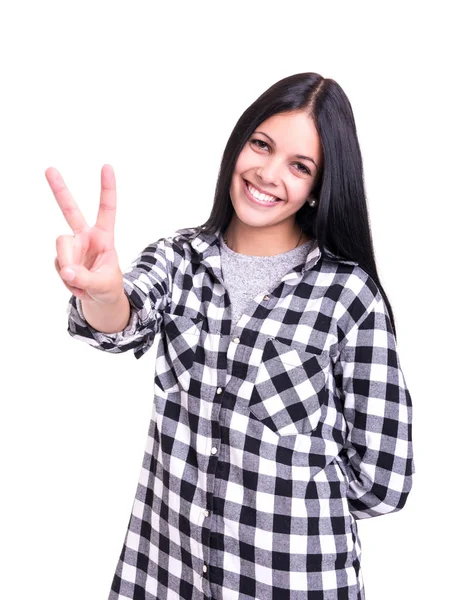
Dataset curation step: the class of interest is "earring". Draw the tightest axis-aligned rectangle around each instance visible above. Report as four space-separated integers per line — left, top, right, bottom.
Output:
308 197 317 207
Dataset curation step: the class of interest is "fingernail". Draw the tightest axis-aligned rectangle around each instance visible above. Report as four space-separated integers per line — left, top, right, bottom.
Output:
62 268 75 282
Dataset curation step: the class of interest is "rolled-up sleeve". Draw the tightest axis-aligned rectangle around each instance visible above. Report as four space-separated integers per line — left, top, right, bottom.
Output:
334 291 415 520
67 237 171 359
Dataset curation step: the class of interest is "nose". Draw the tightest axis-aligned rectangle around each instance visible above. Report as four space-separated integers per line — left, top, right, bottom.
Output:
256 155 283 185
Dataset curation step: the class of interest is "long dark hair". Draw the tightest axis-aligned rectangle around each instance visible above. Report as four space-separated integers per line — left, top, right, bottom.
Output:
195 72 398 338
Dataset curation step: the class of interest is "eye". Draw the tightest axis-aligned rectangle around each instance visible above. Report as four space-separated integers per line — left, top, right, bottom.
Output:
249 138 269 150
294 162 311 176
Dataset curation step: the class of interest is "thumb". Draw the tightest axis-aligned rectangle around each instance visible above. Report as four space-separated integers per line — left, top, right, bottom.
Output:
60 264 98 290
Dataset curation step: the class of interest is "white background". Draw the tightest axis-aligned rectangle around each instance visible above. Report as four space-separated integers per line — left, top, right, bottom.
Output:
1 1 458 598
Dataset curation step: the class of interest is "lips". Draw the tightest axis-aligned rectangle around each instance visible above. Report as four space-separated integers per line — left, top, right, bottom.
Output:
243 179 282 202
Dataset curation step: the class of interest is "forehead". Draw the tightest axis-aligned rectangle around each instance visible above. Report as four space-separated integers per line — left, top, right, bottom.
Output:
255 111 321 160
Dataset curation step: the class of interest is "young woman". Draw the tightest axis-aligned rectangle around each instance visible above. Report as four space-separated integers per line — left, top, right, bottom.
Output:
47 72 415 600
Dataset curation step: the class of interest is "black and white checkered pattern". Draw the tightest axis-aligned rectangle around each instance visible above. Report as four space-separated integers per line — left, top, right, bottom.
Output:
67 226 415 600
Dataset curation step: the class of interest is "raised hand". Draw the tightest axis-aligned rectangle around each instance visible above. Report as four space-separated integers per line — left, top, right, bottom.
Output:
46 164 125 305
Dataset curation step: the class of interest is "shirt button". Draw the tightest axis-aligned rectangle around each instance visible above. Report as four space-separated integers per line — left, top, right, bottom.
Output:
216 387 223 394
233 337 240 344
263 294 270 300
202 564 208 574
204 509 210 517
211 446 218 455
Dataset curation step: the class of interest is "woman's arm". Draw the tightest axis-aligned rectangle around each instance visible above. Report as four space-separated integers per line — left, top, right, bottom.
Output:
79 291 131 333
334 289 415 520
67 237 172 359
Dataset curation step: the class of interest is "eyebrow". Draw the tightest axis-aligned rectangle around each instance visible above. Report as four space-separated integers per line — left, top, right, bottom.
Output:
254 130 318 169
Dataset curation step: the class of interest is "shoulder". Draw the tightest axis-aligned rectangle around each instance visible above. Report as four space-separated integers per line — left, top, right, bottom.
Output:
317 255 380 302
168 226 201 249
315 257 385 335
139 227 199 255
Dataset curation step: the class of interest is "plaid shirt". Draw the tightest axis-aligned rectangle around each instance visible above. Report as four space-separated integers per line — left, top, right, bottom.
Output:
67 226 415 600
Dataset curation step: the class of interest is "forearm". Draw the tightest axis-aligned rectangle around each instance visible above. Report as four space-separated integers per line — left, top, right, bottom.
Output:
80 291 131 333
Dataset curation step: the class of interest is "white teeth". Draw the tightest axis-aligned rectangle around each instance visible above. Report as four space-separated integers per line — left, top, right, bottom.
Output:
247 182 278 203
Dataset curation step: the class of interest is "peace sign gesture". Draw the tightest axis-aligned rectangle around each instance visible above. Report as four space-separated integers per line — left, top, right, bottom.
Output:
46 164 124 305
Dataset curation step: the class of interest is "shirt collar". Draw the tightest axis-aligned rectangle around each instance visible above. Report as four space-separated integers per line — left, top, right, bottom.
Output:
173 226 358 276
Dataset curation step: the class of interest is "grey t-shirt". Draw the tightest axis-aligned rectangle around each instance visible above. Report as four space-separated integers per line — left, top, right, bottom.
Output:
219 233 316 335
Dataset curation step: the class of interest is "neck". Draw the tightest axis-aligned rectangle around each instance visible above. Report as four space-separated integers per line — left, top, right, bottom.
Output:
223 224 307 256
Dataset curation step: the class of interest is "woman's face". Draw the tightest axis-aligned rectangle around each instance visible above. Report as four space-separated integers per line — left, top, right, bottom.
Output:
229 110 323 232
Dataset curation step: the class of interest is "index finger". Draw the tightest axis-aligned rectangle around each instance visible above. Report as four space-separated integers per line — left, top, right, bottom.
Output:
45 167 89 234
95 164 117 233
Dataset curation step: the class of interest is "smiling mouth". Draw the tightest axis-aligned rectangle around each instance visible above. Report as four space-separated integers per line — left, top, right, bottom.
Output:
243 179 283 203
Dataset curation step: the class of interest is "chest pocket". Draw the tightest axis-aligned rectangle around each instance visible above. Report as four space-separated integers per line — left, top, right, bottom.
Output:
249 338 330 436
163 312 204 392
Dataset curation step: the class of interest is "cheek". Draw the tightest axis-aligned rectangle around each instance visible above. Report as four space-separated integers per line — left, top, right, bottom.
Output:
229 167 242 201
230 164 243 192
234 146 257 175
291 180 313 204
